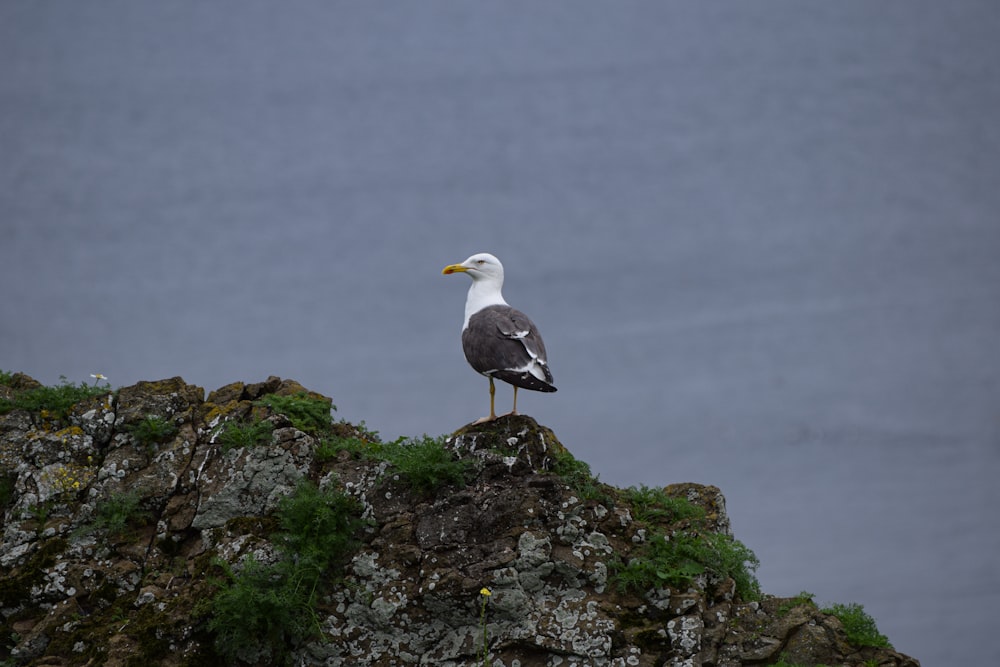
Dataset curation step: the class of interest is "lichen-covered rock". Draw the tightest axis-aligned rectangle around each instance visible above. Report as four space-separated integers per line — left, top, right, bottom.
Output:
0 375 920 667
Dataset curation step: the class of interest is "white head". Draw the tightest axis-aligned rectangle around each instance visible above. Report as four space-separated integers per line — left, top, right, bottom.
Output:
442 252 505 284
442 252 509 327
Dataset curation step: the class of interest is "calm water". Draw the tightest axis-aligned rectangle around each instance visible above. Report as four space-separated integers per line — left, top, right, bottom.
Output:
2 3 999 664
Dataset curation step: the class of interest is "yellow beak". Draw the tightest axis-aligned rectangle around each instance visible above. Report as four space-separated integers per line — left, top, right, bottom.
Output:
442 263 469 275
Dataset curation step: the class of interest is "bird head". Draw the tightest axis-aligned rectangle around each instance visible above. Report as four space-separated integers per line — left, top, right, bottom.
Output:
442 253 505 283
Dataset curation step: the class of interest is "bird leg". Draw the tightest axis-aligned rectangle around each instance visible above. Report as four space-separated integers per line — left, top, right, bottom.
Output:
509 386 520 416
472 377 499 424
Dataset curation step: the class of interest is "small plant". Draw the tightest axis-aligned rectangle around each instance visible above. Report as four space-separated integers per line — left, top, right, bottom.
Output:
479 587 492 667
821 601 892 649
0 376 110 423
43 463 95 495
315 433 377 461
381 435 471 496
777 590 816 616
611 529 760 600
92 490 147 536
275 479 365 569
612 482 760 601
208 554 313 664
0 369 13 386
316 431 467 495
128 415 178 447
701 532 761 600
549 449 611 503
612 532 710 592
26 499 56 530
621 485 706 525
215 418 274 452
256 392 334 435
207 480 365 662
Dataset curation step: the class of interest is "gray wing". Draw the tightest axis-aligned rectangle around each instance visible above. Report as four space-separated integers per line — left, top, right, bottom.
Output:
462 305 556 392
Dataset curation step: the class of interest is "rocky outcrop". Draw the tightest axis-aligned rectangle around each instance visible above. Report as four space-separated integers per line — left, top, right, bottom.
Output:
0 374 919 666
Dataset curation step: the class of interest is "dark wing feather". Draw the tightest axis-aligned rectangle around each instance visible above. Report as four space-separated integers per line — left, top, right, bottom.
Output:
462 305 556 392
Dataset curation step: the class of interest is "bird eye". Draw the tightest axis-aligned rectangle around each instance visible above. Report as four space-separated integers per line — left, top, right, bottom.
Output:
476 259 485 265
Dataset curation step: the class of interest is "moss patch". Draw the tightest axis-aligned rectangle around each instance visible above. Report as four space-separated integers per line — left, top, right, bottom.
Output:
0 537 68 608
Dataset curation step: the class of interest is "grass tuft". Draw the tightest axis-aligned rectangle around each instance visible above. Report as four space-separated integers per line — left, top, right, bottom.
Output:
777 590 816 616
316 432 467 496
315 433 378 461
215 418 274 451
92 490 148 537
821 601 892 648
128 415 178 447
381 435 471 496
611 531 760 599
0 376 111 423
256 393 334 435
621 485 706 525
549 449 612 503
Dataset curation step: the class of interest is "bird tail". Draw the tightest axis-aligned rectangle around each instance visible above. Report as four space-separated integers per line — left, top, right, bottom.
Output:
492 370 557 393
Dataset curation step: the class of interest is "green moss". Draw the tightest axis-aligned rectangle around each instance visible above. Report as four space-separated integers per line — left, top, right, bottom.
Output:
123 603 175 666
224 515 280 538
0 537 68 608
46 579 215 667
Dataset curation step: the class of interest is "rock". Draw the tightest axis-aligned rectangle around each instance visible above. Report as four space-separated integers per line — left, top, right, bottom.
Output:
0 374 921 666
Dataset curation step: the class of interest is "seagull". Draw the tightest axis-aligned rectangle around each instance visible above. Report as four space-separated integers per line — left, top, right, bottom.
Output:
442 253 556 423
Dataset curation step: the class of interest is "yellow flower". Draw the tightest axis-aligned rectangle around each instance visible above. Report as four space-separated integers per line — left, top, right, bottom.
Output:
480 588 492 596
90 373 107 381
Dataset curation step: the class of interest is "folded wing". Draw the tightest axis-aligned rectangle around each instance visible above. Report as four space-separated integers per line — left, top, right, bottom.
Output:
462 304 556 392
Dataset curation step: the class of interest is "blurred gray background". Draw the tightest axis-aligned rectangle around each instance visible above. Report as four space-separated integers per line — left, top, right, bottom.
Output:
2 3 998 664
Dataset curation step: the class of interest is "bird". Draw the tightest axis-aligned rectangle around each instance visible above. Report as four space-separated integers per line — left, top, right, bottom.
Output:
442 252 556 423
